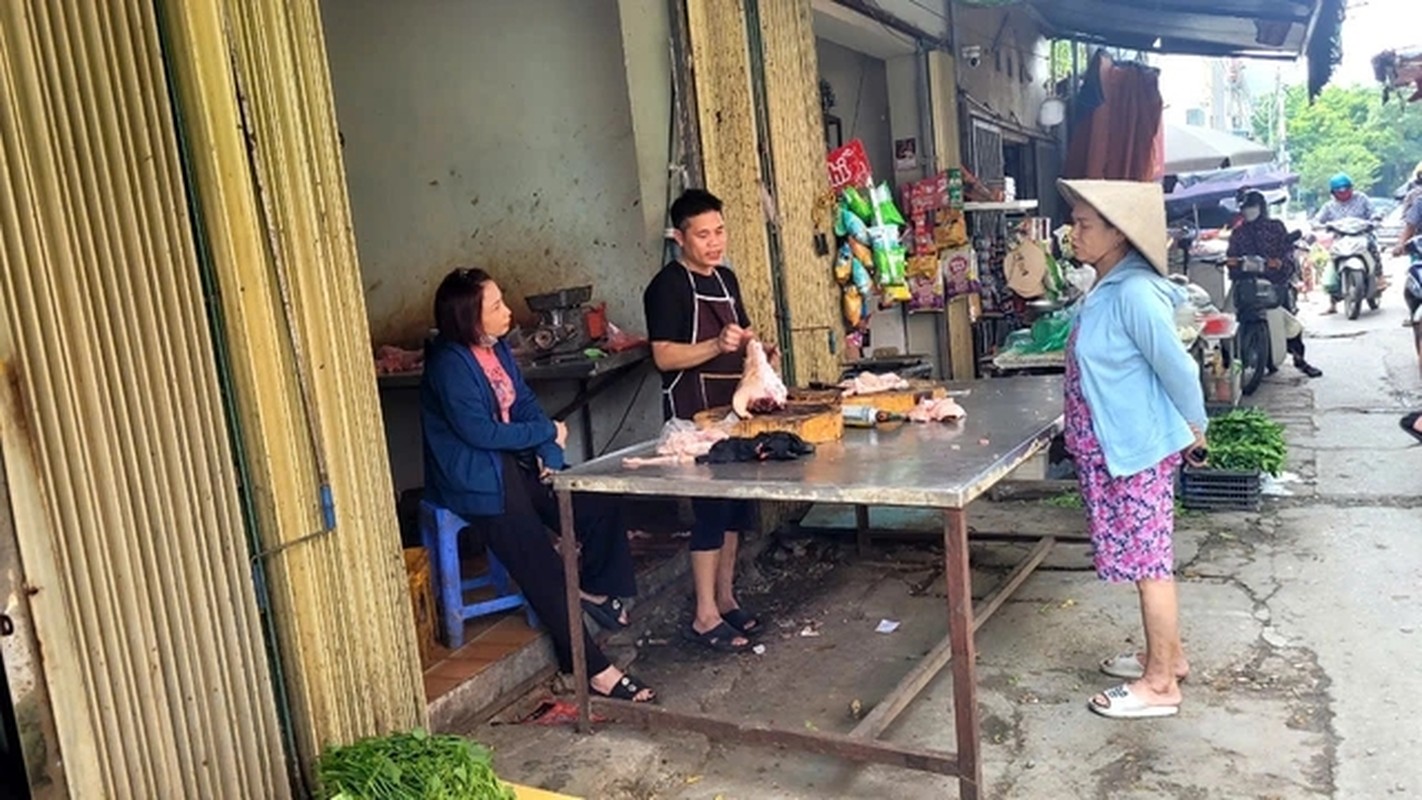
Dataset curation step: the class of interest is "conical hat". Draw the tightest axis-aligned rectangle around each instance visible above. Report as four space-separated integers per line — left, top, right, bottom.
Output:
1057 179 1168 276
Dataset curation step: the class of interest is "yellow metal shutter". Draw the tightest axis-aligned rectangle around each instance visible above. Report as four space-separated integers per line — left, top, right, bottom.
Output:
0 1 289 796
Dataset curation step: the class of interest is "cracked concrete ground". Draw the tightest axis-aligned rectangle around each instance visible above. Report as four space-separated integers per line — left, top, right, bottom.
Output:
467 261 1422 799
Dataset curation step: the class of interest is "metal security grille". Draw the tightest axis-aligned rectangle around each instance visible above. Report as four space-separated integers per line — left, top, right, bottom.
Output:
970 119 1005 184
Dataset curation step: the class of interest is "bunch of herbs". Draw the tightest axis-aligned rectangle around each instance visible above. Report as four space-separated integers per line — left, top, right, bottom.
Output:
1205 408 1287 476
318 728 515 800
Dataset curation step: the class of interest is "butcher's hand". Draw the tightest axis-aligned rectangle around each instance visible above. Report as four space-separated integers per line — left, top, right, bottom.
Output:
553 420 569 449
718 323 749 354
765 343 782 371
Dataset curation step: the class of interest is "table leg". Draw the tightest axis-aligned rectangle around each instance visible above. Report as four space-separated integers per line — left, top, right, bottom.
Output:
559 490 590 732
855 505 871 556
944 507 981 800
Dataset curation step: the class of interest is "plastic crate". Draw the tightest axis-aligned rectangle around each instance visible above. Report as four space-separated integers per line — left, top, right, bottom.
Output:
1179 467 1262 511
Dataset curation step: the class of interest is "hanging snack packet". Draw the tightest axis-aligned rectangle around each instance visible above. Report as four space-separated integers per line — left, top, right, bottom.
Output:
869 182 907 227
848 237 875 270
834 243 853 285
850 254 873 294
841 185 874 222
839 205 871 244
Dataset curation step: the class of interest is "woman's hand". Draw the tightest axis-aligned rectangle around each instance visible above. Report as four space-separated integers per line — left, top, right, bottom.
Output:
538 458 554 484
1183 426 1209 467
554 420 568 449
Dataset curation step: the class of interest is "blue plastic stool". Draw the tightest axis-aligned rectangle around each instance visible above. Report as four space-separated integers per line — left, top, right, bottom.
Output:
419 501 538 648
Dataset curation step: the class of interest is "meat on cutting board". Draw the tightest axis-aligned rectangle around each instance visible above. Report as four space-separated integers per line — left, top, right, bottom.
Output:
732 339 788 418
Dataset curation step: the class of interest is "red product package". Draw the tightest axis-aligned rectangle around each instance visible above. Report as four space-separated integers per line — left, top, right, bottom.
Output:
826 139 873 190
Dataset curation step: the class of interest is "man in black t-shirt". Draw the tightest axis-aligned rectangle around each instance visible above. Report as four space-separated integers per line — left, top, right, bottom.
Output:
642 189 761 653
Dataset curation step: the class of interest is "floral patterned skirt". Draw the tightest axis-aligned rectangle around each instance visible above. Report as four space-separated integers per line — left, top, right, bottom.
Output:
1065 333 1180 583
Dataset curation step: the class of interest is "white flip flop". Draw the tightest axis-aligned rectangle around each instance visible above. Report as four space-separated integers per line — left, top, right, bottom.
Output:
1099 652 1146 680
1100 652 1189 682
1088 684 1179 719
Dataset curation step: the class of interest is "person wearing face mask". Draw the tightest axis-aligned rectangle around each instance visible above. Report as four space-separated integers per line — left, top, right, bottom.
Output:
421 268 655 703
1227 191 1322 378
1312 173 1381 315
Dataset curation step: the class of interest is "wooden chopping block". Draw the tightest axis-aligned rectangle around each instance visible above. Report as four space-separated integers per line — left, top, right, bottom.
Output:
692 403 844 443
848 380 947 415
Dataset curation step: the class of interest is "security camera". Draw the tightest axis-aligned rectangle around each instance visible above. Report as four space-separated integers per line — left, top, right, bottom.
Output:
961 45 983 69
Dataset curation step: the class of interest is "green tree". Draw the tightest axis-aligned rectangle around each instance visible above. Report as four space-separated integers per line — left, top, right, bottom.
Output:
1295 142 1381 204
1253 83 1422 209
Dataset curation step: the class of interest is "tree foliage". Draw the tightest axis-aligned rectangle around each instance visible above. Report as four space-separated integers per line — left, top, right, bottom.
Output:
1253 84 1422 209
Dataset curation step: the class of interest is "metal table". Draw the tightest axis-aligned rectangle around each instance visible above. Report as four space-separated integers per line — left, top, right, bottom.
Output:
552 375 1065 800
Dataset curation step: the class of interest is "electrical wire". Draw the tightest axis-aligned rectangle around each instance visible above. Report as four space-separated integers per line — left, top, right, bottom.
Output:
596 369 651 457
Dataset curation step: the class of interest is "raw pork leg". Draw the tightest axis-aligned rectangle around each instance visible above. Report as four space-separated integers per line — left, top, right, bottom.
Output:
907 397 966 423
622 426 730 468
838 372 909 397
732 340 788 418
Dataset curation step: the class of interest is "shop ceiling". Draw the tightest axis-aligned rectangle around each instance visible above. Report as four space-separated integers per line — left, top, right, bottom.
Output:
1026 0 1327 59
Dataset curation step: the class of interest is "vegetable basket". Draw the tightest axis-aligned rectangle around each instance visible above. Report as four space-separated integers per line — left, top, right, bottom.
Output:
1178 466 1262 511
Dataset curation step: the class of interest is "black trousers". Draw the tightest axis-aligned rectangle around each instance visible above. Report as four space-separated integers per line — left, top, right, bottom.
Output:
466 453 637 675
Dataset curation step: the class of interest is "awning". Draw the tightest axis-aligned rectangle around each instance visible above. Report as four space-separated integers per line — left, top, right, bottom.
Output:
1030 0 1346 94
1164 124 1275 175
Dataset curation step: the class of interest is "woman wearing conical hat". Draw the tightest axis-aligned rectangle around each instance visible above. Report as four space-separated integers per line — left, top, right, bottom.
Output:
1057 179 1209 720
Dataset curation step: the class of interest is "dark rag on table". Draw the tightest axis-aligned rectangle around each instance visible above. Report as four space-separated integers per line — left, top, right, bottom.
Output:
695 432 816 464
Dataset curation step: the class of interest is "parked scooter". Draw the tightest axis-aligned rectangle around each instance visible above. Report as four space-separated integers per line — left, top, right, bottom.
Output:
1324 217 1383 320
1225 254 1290 396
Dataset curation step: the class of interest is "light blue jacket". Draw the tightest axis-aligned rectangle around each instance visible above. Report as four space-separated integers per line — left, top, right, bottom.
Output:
1072 251 1207 477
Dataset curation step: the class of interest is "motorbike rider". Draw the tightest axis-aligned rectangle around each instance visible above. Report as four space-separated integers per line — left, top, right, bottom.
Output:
1312 173 1381 315
1393 161 1422 258
1228 190 1323 378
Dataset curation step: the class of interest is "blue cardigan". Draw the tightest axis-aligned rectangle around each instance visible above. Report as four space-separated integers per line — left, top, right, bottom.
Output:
421 338 564 518
1072 252 1208 477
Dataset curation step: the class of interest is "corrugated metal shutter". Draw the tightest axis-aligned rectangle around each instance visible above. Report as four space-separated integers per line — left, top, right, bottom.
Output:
0 1 288 797
158 0 426 783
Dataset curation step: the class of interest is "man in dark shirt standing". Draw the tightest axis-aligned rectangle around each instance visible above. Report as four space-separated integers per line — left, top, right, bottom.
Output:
643 189 759 653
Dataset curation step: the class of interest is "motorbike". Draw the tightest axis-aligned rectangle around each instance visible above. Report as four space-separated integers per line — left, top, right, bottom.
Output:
1225 253 1292 396
1404 234 1422 361
1323 217 1383 320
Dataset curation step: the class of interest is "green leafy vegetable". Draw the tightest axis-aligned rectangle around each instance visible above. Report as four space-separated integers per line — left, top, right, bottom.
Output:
1044 491 1085 509
318 728 515 800
1205 409 1287 476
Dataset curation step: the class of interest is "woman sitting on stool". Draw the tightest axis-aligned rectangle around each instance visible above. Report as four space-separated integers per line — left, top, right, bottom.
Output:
421 267 654 703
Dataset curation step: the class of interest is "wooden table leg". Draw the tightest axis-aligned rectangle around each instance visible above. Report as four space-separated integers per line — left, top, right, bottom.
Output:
944 507 981 799
559 490 590 732
855 504 871 556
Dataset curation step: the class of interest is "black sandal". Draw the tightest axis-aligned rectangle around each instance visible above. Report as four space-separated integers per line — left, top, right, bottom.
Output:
1401 413 1422 444
681 621 751 653
595 673 657 703
721 608 765 637
581 596 630 630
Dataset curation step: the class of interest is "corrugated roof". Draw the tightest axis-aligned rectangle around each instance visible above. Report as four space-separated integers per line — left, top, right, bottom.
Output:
1029 0 1325 58
1029 0 1345 95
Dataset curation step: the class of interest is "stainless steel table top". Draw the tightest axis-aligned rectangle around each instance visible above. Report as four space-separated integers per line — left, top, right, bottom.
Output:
553 376 1064 509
